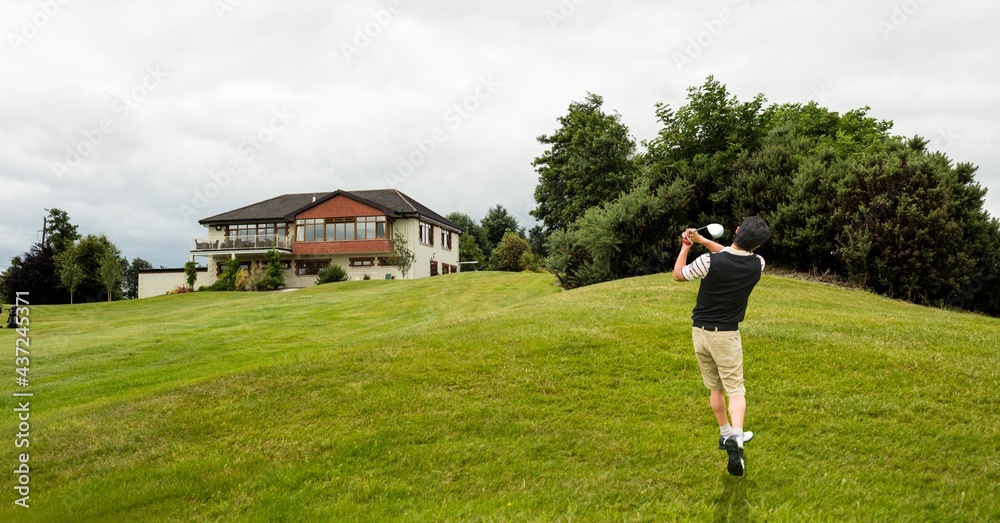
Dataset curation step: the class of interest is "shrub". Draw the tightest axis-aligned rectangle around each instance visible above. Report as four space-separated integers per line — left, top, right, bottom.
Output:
167 285 190 295
490 230 532 272
519 251 544 273
234 268 250 291
204 259 239 291
316 264 348 285
256 250 286 291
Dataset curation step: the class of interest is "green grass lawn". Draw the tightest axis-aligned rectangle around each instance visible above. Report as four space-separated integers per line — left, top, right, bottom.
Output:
1 271 997 522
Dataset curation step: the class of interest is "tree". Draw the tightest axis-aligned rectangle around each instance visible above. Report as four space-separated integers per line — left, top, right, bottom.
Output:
0 243 67 304
257 250 286 290
490 229 532 272
457 234 486 270
543 76 1000 317
55 245 86 304
125 257 154 299
446 211 491 265
532 93 638 232
833 141 990 305
527 225 548 258
97 246 124 303
74 234 124 302
183 261 199 291
385 230 416 279
480 205 523 256
640 77 771 226
44 208 80 254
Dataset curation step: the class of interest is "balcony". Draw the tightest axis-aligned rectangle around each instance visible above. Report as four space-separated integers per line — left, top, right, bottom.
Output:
191 235 293 254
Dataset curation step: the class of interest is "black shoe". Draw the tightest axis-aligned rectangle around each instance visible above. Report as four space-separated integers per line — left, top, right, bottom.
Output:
724 436 745 476
718 431 753 450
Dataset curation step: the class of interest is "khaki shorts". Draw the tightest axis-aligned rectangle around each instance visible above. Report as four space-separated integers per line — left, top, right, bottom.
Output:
692 327 745 396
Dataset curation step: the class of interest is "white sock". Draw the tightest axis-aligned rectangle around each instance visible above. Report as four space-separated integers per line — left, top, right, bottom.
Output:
733 427 744 445
720 424 734 438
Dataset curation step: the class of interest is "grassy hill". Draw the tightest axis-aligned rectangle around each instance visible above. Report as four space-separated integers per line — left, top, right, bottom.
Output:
1 272 997 522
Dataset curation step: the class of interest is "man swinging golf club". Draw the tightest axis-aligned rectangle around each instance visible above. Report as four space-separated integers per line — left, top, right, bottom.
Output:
673 216 771 477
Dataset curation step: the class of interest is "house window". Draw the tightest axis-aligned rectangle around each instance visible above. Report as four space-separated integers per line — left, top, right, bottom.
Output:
442 264 450 275
356 216 386 240
295 216 387 242
430 260 439 276
257 223 286 241
378 257 394 266
296 219 324 242
350 258 375 267
327 218 355 241
231 224 254 241
419 222 433 245
441 231 452 250
295 259 330 275
230 223 286 241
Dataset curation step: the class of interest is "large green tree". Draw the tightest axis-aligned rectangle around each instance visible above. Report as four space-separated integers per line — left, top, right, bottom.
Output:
545 77 1000 316
480 205 523 256
0 243 67 304
44 208 80 254
532 93 638 232
74 234 125 302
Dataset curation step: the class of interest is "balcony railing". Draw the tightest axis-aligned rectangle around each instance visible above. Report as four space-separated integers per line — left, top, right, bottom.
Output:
191 235 293 252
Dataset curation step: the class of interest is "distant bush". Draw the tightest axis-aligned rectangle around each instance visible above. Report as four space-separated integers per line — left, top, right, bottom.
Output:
167 285 190 295
316 264 348 284
490 230 532 272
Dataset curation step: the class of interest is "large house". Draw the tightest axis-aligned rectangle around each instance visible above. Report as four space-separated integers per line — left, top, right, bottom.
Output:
184 189 462 289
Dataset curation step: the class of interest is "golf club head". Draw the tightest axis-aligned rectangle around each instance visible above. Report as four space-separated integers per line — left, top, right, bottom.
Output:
699 223 725 239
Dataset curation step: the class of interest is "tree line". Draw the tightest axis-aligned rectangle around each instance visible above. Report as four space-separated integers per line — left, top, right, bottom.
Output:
0 209 152 304
527 77 1000 317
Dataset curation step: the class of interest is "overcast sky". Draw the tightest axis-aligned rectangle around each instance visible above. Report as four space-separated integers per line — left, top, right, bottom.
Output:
2 0 998 269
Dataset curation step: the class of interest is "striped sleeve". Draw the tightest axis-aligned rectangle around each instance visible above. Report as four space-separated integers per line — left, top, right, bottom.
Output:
682 253 711 281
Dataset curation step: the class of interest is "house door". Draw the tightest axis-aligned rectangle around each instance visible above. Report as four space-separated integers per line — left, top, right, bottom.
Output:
430 260 439 276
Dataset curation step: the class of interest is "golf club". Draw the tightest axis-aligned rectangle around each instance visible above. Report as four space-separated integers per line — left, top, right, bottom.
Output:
697 223 725 240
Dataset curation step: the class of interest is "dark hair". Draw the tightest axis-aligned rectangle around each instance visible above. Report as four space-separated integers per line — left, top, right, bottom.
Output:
733 216 771 251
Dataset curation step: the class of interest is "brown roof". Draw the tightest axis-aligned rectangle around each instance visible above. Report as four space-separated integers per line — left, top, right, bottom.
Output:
199 189 462 233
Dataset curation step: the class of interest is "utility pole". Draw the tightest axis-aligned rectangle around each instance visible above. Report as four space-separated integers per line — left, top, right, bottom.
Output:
41 216 47 247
